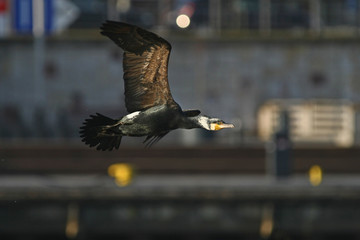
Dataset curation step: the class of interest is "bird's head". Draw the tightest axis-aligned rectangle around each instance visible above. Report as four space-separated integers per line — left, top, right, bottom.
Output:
196 116 234 131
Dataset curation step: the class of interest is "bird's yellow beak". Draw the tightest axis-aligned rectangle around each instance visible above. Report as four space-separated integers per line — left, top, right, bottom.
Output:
211 123 235 131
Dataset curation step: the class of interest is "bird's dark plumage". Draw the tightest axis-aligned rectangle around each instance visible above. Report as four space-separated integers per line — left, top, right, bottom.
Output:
100 21 175 113
80 21 234 151
80 113 122 151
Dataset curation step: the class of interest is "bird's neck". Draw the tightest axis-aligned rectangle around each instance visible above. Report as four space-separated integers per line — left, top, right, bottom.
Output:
180 115 209 130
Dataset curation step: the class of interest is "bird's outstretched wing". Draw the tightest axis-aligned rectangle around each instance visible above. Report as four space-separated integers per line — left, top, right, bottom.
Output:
100 21 176 113
183 109 201 117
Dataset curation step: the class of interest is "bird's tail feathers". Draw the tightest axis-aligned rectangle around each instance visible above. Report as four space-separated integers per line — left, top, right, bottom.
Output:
79 113 122 151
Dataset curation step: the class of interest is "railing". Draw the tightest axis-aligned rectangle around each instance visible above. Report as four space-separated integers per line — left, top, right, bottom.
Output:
2 0 360 38
87 0 360 37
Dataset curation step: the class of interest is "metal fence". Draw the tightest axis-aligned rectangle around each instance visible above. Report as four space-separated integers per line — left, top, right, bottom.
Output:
0 0 360 37
69 0 360 36
0 0 359 37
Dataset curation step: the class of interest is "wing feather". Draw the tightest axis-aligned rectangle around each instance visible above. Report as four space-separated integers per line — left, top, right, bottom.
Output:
100 21 176 112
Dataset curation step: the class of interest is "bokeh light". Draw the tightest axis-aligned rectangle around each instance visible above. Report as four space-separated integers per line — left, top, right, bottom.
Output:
309 165 323 186
176 14 190 28
108 163 134 187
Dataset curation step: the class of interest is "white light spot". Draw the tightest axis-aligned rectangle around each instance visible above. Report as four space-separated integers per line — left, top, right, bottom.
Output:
116 0 131 13
176 14 191 29
124 111 140 120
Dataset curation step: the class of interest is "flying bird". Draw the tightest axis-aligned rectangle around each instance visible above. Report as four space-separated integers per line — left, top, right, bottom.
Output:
80 21 234 150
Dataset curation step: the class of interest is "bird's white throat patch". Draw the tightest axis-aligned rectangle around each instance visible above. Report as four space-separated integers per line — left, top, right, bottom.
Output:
198 116 210 130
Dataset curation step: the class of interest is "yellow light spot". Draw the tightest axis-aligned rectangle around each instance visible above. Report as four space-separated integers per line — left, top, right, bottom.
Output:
309 165 323 186
259 204 274 238
65 203 79 239
176 14 191 28
108 163 133 187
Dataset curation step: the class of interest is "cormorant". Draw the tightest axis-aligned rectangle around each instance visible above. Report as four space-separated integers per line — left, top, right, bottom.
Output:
80 21 234 150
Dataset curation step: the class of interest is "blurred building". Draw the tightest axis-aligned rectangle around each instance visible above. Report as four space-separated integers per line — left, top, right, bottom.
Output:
1 0 360 147
2 2 360 240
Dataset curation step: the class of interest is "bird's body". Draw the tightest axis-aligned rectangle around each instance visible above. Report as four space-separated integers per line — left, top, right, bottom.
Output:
119 105 178 137
80 21 234 150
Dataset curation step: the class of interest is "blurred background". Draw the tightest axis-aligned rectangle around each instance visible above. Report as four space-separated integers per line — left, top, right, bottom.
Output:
1 0 360 239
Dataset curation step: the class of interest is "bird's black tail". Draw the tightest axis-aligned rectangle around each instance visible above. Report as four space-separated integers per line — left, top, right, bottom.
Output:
79 113 122 151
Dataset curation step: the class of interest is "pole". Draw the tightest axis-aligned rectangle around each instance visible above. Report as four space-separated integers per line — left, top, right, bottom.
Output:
309 0 321 36
209 0 221 34
107 0 118 21
259 0 271 36
32 0 46 107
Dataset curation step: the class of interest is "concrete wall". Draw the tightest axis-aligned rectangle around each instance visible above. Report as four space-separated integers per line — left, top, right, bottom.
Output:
1 38 360 141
